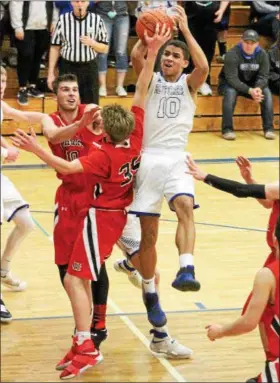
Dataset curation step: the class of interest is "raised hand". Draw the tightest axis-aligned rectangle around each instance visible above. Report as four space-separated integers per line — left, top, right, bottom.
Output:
144 23 171 53
172 5 188 33
11 128 38 153
185 155 207 181
236 156 253 183
80 106 101 128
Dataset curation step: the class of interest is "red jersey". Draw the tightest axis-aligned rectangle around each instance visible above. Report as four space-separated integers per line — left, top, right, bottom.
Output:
80 106 144 210
267 200 280 251
49 104 104 191
260 260 279 361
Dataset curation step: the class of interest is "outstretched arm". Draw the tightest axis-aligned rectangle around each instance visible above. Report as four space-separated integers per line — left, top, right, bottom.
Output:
2 100 44 124
131 39 148 77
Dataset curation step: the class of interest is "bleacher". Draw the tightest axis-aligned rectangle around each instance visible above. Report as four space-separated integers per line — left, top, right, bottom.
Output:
2 4 279 135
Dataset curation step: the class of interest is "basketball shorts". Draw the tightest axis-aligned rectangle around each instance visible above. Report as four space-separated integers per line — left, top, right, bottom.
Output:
54 185 89 265
129 150 197 216
1 174 29 224
67 207 127 280
117 213 141 258
257 359 279 383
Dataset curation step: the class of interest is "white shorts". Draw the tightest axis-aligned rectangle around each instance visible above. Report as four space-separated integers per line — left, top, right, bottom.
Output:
117 213 141 257
130 150 197 216
1 174 29 223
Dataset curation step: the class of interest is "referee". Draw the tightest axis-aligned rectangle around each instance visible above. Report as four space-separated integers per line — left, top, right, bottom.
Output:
48 0 108 104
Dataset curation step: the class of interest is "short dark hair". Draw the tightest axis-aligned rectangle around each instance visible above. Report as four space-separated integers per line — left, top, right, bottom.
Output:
52 74 78 94
164 39 190 60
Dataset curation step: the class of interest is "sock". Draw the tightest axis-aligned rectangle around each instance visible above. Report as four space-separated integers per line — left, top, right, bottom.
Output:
91 264 108 330
179 253 194 268
218 41 227 57
142 276 156 293
76 331 91 345
151 325 169 340
92 304 106 330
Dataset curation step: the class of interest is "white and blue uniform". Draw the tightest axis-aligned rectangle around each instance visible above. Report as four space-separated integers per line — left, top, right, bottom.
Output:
130 72 197 216
0 107 28 223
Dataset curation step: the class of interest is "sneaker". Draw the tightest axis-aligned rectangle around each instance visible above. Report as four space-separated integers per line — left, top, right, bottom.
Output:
222 131 236 141
90 328 108 350
1 271 27 292
114 259 142 289
60 339 103 380
27 86 44 98
150 330 193 359
172 266 200 292
0 297 12 323
198 83 212 96
40 61 46 69
17 89 28 106
116 86 127 97
264 130 276 140
99 86 107 97
143 292 167 327
246 377 258 383
56 336 78 371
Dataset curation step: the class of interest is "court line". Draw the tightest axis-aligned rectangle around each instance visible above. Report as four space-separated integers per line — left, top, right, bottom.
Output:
194 302 206 310
2 156 279 171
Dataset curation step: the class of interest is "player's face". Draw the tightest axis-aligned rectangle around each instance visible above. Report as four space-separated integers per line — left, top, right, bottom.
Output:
241 40 259 55
57 81 80 111
160 46 188 80
71 1 89 15
0 74 7 99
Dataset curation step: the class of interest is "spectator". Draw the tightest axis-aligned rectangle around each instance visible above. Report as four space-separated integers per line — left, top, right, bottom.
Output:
218 29 275 141
9 1 58 106
216 3 231 63
250 0 280 42
54 1 95 16
0 1 17 68
48 1 108 105
95 1 129 97
180 1 229 96
268 38 280 95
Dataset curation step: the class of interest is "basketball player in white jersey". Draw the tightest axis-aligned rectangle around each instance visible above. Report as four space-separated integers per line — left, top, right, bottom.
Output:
128 5 209 327
0 66 44 320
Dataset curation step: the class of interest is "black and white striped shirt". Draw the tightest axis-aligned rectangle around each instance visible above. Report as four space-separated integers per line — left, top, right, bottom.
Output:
51 11 108 63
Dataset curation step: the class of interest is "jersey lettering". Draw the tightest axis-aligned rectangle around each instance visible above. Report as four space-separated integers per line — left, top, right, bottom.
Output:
66 150 79 162
157 97 181 118
119 155 141 187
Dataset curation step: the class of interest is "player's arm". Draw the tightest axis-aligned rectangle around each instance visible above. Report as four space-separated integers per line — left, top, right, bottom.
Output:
1 136 19 162
133 25 171 109
11 128 83 174
1 100 45 123
131 39 148 77
42 105 100 144
206 268 274 340
173 5 208 94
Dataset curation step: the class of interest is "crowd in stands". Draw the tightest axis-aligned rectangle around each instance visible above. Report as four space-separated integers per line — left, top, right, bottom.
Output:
0 1 279 139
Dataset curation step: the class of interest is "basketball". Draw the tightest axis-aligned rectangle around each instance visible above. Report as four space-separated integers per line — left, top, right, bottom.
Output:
136 9 174 42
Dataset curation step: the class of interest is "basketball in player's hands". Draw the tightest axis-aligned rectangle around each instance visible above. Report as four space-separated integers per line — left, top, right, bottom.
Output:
136 9 174 43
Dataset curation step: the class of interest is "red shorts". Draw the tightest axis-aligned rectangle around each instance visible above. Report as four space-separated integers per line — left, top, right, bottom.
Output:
257 359 279 382
54 185 89 265
67 207 127 280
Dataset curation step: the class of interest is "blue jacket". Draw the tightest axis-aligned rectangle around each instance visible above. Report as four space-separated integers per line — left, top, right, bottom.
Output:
55 1 94 15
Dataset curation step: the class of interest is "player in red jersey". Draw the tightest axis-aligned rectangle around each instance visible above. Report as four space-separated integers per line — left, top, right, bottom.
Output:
206 216 280 383
13 26 171 379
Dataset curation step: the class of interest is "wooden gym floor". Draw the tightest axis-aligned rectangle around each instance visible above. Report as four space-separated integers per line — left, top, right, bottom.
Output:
1 131 279 382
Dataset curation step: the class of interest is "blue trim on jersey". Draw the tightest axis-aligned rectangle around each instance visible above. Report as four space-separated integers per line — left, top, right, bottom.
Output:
7 204 29 222
168 193 200 212
129 211 160 217
158 71 185 84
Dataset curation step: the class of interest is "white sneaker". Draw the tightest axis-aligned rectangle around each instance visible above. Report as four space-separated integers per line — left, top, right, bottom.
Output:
114 259 142 289
1 271 27 292
0 296 12 323
99 86 107 97
198 83 212 96
150 336 193 359
116 86 127 97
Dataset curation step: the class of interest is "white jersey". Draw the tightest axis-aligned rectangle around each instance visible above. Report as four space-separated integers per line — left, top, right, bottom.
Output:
143 72 196 152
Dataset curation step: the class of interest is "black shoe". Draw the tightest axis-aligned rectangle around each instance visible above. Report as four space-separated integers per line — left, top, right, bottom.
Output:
91 328 108 350
17 89 28 105
27 86 44 98
0 298 13 323
246 377 258 383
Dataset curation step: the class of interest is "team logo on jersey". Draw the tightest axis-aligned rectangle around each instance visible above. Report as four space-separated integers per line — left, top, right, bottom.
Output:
155 84 184 96
61 139 83 148
72 262 82 272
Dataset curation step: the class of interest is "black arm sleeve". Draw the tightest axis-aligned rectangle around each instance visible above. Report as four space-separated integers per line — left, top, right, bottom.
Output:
204 174 266 199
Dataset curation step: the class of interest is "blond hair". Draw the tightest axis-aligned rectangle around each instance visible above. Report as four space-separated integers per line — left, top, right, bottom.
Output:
101 104 135 143
1 66 7 77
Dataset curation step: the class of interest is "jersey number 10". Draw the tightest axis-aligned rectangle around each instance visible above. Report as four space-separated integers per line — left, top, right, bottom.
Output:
157 97 181 118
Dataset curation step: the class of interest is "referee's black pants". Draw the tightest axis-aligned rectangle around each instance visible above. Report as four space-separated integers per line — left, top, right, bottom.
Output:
59 58 99 105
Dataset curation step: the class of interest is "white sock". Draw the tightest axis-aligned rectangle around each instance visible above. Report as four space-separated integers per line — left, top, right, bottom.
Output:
142 276 156 293
179 253 194 268
76 331 91 345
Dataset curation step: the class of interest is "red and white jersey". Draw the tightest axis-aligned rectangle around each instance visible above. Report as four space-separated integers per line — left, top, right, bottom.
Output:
79 106 144 210
49 104 105 191
260 259 279 361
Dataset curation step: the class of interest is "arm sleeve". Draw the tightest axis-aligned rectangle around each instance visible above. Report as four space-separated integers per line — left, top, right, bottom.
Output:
224 51 250 94
51 16 62 45
1 147 8 159
95 15 109 44
79 150 111 177
204 174 266 199
9 1 24 31
254 51 269 89
268 50 280 82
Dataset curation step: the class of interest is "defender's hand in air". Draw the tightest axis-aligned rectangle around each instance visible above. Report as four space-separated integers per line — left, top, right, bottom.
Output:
144 23 171 53
11 128 39 153
186 155 208 181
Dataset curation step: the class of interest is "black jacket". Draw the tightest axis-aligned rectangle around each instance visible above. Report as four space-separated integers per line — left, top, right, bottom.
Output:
218 44 270 94
268 44 280 83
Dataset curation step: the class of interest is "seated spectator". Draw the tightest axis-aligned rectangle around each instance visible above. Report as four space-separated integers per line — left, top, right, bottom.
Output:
268 38 280 95
250 0 279 42
180 1 229 96
135 0 177 17
218 30 275 141
9 1 58 105
95 1 129 97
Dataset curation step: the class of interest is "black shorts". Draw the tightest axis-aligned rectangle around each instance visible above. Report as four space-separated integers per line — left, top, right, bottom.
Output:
216 6 231 31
